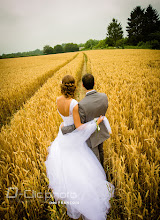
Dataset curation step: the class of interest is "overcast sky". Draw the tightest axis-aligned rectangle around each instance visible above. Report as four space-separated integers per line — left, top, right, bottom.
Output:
0 0 160 54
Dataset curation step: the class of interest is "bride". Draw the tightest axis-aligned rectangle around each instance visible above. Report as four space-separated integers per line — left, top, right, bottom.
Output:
45 75 114 220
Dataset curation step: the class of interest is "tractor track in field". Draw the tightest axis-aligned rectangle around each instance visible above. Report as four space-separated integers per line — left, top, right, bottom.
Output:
0 53 79 131
75 53 87 102
58 54 88 220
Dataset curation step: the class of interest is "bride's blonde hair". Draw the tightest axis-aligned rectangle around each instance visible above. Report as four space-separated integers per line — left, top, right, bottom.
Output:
61 75 76 98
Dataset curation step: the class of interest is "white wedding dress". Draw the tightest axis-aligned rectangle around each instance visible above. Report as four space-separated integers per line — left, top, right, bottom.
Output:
45 99 114 220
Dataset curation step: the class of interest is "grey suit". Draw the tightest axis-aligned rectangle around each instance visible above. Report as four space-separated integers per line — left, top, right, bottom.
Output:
61 90 110 167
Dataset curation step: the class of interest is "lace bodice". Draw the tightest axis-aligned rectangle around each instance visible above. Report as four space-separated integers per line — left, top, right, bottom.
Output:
57 99 78 126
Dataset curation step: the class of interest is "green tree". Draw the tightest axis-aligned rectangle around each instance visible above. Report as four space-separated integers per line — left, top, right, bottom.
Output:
126 5 160 46
144 4 160 42
126 6 145 45
33 49 43 55
105 37 114 46
84 39 99 49
43 45 54 54
64 43 79 52
78 43 85 47
53 45 64 53
106 18 123 46
116 39 125 48
94 40 107 49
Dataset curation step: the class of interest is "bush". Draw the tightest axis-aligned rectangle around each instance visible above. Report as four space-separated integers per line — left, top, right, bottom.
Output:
137 41 144 47
137 41 152 49
137 40 160 49
150 40 160 49
116 39 125 48
64 43 79 52
43 45 54 54
93 40 108 49
84 39 99 49
105 37 114 46
53 45 64 54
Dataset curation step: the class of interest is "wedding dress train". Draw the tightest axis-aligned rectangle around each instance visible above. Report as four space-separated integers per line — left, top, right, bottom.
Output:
45 99 114 220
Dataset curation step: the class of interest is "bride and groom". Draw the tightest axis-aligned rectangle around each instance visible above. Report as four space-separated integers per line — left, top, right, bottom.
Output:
45 74 114 220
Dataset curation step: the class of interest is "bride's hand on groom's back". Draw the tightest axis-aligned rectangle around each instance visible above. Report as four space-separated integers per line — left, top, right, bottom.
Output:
97 116 104 125
60 122 64 129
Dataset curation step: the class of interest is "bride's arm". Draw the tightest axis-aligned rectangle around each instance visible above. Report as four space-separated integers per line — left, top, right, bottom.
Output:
61 103 85 134
73 104 104 128
73 104 82 128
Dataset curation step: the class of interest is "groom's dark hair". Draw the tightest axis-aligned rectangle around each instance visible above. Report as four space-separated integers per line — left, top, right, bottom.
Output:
82 73 94 90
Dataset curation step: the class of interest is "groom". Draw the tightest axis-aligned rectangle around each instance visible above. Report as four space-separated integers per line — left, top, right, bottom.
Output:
61 73 110 168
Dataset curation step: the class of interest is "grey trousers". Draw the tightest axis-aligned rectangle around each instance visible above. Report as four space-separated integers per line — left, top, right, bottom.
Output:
91 143 104 168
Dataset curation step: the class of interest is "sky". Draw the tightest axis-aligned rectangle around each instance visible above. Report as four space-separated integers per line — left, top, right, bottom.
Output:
0 0 160 55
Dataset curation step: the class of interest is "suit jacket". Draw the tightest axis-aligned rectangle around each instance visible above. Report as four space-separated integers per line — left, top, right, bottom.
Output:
61 90 110 148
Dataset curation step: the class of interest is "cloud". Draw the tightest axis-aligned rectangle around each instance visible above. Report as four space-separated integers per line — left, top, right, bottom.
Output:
0 0 160 54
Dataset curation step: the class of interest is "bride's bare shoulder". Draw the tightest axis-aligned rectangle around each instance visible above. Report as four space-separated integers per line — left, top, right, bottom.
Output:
57 96 63 101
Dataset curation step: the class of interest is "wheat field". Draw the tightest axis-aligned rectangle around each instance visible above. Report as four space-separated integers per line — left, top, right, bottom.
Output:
0 52 77 128
0 49 160 219
85 49 160 219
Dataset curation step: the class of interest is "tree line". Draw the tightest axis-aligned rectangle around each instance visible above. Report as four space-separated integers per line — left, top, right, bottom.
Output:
1 4 159 59
43 43 79 55
0 44 79 59
85 4 160 50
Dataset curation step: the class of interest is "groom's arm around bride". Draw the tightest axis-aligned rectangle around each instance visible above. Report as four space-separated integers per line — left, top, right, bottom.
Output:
61 74 110 168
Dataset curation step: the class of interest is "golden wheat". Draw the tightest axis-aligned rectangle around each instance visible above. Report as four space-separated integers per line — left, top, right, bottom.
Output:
0 52 84 219
0 49 159 219
85 49 160 219
0 52 77 128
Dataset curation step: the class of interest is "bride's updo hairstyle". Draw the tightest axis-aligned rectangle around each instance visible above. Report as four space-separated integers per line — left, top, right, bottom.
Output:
61 75 76 98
